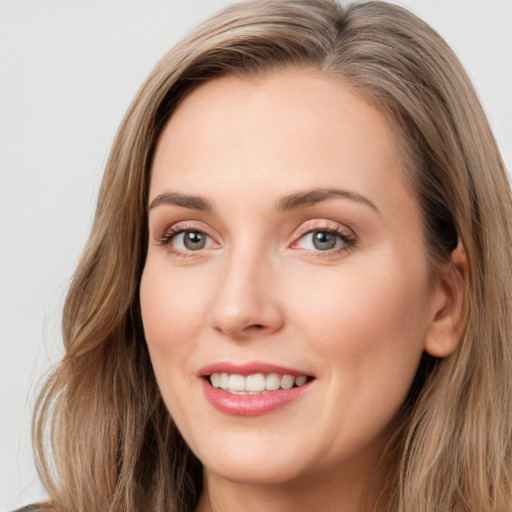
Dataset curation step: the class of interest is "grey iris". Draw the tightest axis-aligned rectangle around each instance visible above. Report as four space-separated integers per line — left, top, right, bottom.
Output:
184 231 206 250
313 231 337 250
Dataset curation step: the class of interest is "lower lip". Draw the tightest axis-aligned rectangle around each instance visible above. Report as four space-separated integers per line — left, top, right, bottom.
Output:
201 379 311 416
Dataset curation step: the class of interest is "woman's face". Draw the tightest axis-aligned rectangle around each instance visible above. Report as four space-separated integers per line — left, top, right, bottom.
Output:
140 69 445 488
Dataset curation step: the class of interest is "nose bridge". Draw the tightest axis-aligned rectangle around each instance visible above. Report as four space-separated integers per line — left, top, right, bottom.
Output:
209 237 283 338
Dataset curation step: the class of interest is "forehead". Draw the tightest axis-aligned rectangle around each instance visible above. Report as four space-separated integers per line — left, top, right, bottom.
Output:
149 68 411 216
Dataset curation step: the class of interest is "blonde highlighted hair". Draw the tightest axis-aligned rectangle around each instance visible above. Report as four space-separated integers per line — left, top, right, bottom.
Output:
33 1 512 511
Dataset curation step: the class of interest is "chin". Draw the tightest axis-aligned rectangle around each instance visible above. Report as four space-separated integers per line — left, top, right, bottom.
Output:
192 433 312 486
204 456 305 486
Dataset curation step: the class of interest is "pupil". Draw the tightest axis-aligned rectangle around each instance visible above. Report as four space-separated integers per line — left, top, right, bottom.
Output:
184 231 206 250
313 231 336 250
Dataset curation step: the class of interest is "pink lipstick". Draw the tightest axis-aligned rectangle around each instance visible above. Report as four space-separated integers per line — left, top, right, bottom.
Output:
199 362 314 416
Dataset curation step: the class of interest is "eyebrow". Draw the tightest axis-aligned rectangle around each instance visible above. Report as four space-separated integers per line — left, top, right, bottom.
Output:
148 188 378 213
149 192 213 212
275 188 378 212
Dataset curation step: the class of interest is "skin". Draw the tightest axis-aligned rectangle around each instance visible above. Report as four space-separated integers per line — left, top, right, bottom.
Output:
140 68 463 512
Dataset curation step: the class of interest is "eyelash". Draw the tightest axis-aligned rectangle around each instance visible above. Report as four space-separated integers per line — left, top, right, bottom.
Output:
158 223 212 259
292 220 356 258
157 221 356 259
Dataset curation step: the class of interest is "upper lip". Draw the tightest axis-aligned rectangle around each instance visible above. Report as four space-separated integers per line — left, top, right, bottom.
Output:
198 361 314 378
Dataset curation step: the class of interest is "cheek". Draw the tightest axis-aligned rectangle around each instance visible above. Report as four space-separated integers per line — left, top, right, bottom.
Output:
291 261 430 446
287 255 431 384
139 264 209 373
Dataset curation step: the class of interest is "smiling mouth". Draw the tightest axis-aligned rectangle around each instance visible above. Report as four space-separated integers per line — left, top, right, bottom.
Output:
207 373 314 395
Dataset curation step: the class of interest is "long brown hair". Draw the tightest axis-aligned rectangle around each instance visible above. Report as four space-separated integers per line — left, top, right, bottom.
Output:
33 1 512 510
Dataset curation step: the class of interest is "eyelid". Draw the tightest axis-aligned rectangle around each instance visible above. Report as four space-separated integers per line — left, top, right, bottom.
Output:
291 219 355 240
156 220 215 241
156 221 220 256
290 219 357 256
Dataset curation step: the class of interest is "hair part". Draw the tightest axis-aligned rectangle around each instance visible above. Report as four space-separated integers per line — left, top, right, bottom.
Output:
33 1 512 511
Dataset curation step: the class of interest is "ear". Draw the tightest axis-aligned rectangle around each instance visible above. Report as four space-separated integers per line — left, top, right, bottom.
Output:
424 244 469 358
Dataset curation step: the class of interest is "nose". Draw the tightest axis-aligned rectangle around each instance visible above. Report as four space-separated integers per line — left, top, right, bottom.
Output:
208 248 284 340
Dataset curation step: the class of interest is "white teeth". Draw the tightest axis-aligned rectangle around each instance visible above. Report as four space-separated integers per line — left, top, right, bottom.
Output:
209 372 310 394
266 373 281 391
245 373 266 392
220 373 229 389
228 374 245 391
295 376 307 386
280 375 294 389
211 373 220 388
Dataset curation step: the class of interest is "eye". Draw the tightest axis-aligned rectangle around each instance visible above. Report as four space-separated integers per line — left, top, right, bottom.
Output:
298 230 345 251
301 231 341 251
292 223 356 256
159 226 215 254
172 231 211 251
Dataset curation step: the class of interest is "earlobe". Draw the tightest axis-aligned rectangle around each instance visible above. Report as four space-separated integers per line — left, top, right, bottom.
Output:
424 244 469 358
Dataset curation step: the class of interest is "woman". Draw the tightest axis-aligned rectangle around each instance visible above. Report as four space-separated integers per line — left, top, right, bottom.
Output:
23 0 512 511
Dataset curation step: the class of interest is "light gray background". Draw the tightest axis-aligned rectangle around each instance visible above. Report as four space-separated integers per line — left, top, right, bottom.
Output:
1 0 511 509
